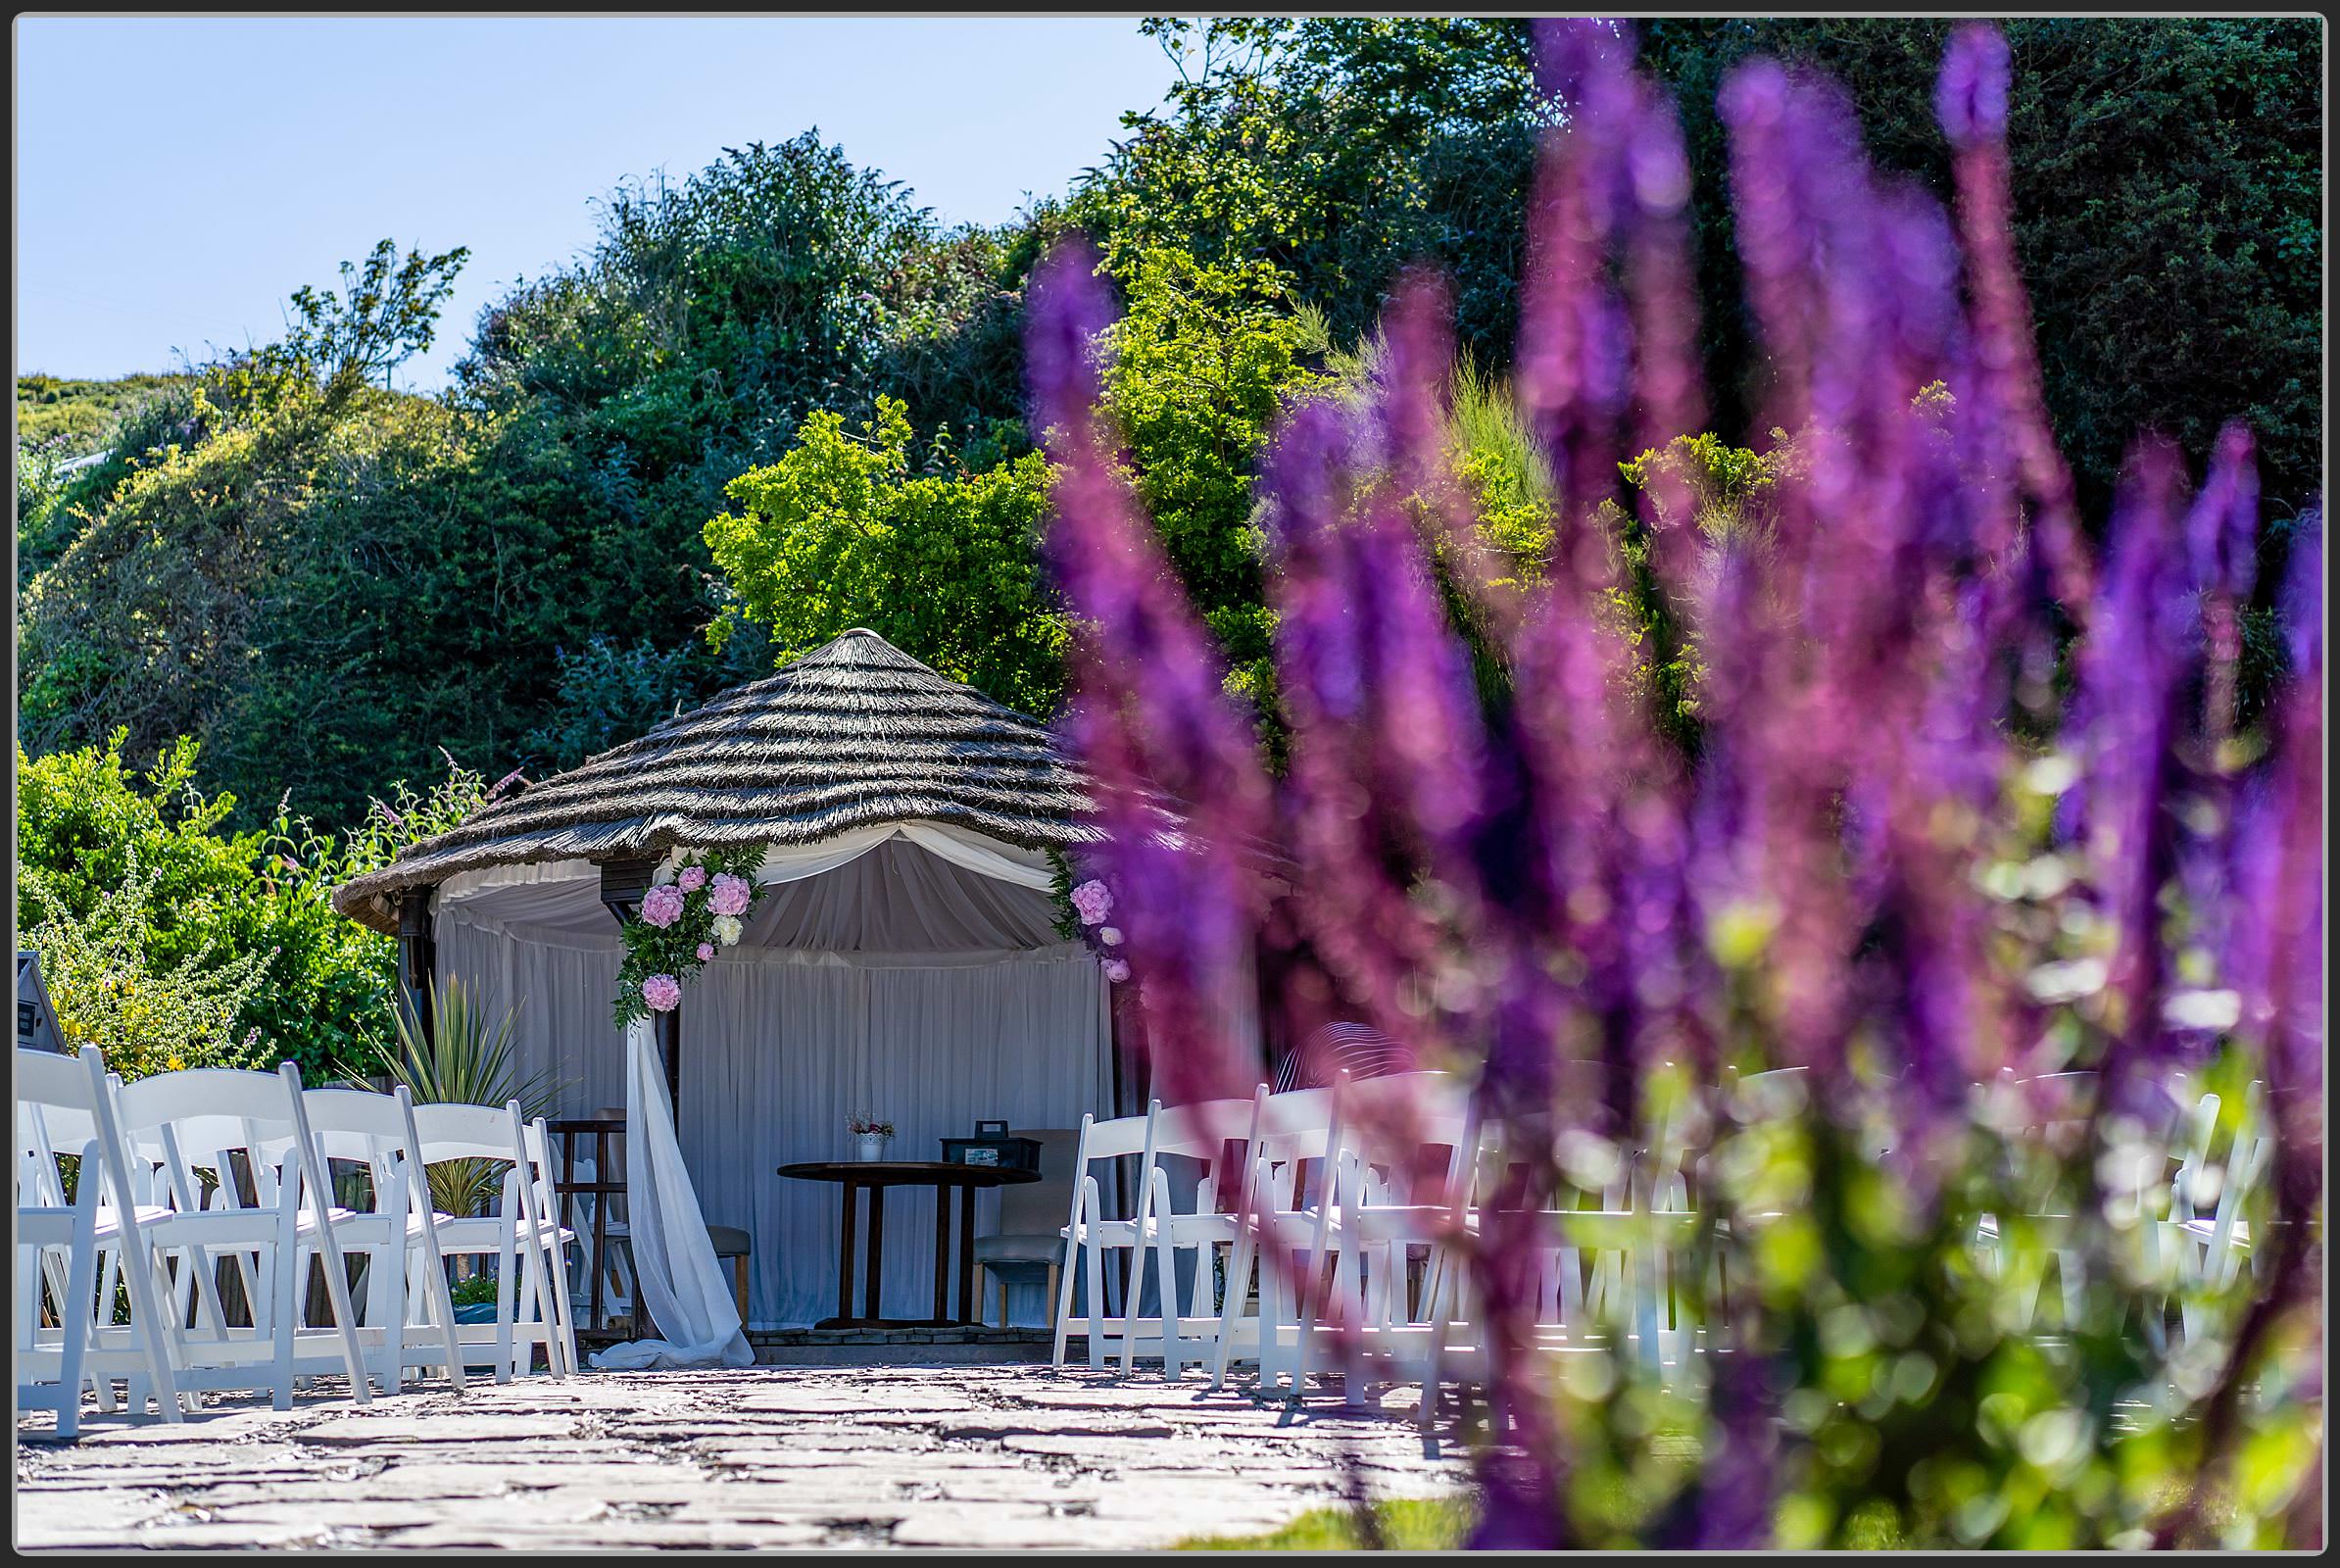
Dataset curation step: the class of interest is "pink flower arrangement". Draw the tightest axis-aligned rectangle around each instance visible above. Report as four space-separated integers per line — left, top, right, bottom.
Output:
708 872 753 917
1102 959 1131 985
640 883 687 929
1070 879 1112 926
612 849 762 1026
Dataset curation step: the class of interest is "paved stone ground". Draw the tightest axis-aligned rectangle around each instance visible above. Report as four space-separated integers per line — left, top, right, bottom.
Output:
16 1364 1473 1550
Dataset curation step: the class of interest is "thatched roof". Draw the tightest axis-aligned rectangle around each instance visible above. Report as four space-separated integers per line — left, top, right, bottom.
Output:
332 629 1100 934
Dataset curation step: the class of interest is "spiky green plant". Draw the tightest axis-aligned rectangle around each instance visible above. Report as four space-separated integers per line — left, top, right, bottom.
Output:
340 975 563 1217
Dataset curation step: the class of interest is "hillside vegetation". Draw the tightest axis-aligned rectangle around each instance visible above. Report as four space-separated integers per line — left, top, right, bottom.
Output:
12 17 2322 1077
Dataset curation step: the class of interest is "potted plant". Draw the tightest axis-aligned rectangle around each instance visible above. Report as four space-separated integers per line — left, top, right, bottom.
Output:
848 1113 895 1162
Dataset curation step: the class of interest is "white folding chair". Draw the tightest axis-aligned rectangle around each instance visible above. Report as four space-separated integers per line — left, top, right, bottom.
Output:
295 1083 467 1396
521 1117 581 1376
1426 1104 1704 1407
2169 1079 2273 1341
1050 1101 1162 1372
409 1100 565 1383
1974 1070 2098 1335
108 1063 374 1408
16 1045 189 1437
1292 1071 1481 1412
1126 1096 1256 1381
1209 1081 1344 1396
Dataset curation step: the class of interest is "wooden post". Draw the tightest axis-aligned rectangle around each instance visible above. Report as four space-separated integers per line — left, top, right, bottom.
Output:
599 857 683 1106
394 887 439 1044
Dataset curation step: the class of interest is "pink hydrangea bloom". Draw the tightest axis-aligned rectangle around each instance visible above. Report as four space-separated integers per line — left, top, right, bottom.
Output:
677 864 708 894
640 884 687 929
708 872 753 916
697 942 716 962
642 974 683 1012
1102 958 1131 984
1070 879 1112 926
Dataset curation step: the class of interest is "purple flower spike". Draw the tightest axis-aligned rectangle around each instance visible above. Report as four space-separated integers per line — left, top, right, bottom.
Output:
1936 22 2012 148
1024 19 2321 1550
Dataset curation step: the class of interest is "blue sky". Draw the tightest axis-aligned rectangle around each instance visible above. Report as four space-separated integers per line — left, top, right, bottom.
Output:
14 16 1184 389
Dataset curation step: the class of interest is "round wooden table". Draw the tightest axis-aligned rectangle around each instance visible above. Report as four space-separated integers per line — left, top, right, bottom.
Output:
777 1160 1042 1330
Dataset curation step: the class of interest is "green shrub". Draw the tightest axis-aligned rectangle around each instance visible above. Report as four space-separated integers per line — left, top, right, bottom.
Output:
14 731 498 1081
24 847 272 1080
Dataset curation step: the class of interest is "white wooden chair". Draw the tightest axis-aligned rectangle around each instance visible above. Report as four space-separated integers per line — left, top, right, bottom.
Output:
1207 1081 1344 1396
1050 1102 1162 1372
1125 1097 1256 1380
2169 1079 2273 1341
294 1084 467 1396
1418 1108 1704 1411
1293 1071 1482 1413
16 1045 189 1437
1973 1070 2099 1335
409 1100 565 1383
520 1117 582 1376
107 1063 374 1408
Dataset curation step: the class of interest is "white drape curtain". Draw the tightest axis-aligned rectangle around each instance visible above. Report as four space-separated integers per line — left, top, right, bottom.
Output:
681 944 1109 1327
432 826 1124 1348
592 1020 756 1368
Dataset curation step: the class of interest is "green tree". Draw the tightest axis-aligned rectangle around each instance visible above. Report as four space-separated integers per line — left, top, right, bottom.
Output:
1075 18 1549 374
1078 16 2319 522
708 397 1065 713
1097 248 1332 706
1634 16 2322 513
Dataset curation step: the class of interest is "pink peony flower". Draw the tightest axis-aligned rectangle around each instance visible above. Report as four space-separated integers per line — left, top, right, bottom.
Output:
642 974 683 1012
708 872 753 917
1102 958 1131 984
697 943 716 962
1070 879 1112 926
677 864 708 894
640 884 686 929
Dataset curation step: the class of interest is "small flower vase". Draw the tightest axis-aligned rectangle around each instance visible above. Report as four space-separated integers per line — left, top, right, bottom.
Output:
854 1132 891 1163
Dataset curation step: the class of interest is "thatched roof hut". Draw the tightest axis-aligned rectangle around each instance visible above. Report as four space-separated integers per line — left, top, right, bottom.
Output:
320 626 1270 1349
333 628 1099 934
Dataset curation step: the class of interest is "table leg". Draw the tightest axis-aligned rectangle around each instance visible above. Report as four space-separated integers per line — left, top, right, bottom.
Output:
865 1187 886 1320
836 1181 857 1324
956 1185 978 1323
932 1185 951 1324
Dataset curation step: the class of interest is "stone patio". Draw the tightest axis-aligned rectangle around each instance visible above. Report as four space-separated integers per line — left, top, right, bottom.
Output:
15 1364 1474 1550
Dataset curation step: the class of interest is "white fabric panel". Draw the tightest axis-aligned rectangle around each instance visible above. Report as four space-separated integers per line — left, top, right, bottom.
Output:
728 821 1057 894
589 1021 755 1370
893 823 1056 891
433 836 1118 1340
681 944 1110 1329
741 839 1063 954
676 954 864 1331
434 903 625 1123
429 858 602 926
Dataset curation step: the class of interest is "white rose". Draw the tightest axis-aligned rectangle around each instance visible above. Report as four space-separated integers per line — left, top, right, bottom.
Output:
712 914 745 947
1099 926 1123 947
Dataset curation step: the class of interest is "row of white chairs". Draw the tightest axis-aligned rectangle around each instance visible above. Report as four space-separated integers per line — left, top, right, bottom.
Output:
16 1045 580 1438
1048 1065 2273 1424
